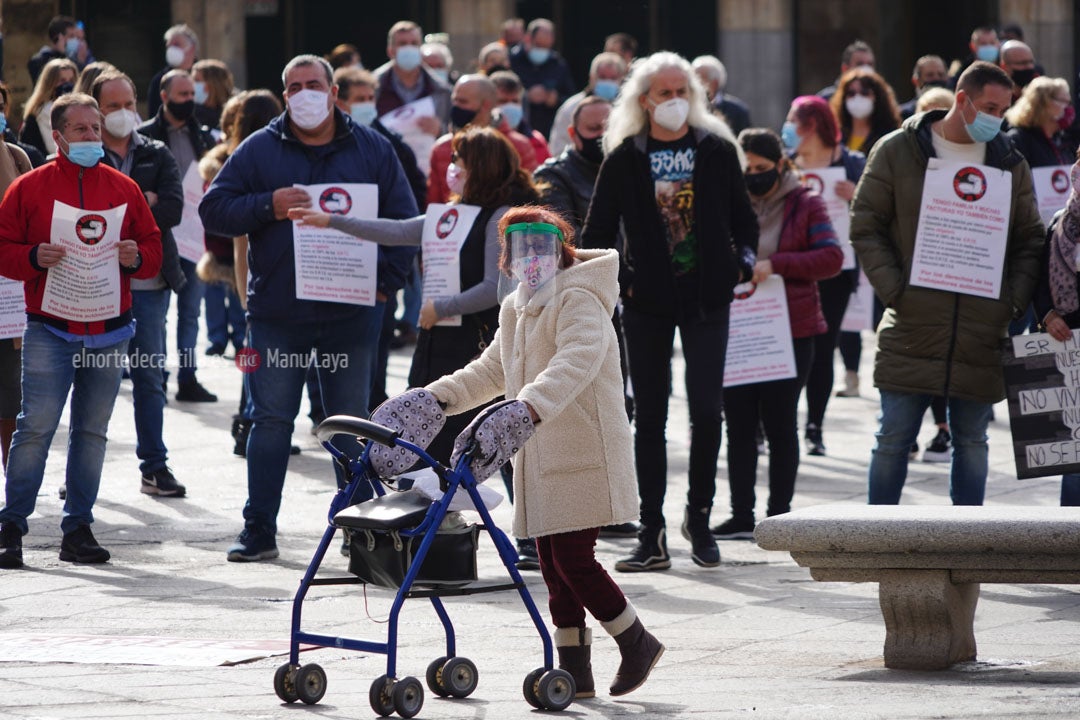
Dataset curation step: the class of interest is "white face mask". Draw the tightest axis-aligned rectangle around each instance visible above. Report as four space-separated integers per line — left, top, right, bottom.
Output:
511 254 559 290
103 109 139 138
165 45 186 68
649 97 689 132
446 162 466 195
288 89 331 130
845 94 875 120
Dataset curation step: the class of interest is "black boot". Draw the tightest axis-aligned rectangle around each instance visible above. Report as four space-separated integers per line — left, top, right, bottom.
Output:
554 627 594 698
232 416 251 457
602 605 664 696
0 522 23 569
614 525 670 572
681 505 720 567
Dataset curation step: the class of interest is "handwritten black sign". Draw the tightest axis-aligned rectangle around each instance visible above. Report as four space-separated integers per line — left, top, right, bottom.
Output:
1002 332 1080 479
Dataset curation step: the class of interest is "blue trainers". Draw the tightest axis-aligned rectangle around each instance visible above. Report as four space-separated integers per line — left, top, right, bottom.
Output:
226 527 279 562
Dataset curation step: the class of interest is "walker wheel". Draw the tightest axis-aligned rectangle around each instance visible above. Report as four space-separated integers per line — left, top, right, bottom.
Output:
522 667 545 709
273 662 298 703
537 668 575 711
369 675 395 716
441 656 479 698
392 675 424 718
294 663 327 705
426 655 450 697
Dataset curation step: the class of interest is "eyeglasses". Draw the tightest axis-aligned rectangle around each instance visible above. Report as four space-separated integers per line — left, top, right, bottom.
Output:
845 87 873 98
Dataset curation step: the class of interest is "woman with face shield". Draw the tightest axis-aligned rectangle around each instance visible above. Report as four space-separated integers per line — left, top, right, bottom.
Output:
289 127 539 552
422 205 663 699
711 129 842 540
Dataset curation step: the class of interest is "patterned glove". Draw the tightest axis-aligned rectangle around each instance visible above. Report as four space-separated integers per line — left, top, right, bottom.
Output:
449 399 535 482
367 388 446 477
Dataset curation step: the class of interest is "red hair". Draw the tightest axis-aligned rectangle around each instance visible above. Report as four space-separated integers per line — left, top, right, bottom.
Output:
496 205 577 274
790 95 841 147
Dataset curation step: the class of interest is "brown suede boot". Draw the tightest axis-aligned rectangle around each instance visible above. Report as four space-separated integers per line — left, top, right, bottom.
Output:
554 627 595 698
0 417 15 471
602 604 664 696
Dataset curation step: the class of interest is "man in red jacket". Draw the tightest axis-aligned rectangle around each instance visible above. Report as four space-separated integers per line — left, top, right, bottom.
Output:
0 93 162 569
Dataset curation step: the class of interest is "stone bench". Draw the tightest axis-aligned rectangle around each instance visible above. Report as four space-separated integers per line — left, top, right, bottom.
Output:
753 504 1080 670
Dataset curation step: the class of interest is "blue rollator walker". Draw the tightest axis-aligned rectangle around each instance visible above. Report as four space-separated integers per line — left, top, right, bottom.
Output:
272 409 575 717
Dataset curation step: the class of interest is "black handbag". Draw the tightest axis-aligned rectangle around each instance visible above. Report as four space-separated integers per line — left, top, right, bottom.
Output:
334 490 480 589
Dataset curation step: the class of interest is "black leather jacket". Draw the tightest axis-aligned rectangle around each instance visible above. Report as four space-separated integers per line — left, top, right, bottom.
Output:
534 148 599 237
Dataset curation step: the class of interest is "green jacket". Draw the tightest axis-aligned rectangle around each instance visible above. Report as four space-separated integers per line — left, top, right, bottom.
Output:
851 110 1045 403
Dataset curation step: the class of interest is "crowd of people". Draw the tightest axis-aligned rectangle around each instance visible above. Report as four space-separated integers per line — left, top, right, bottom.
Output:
0 11 1078 699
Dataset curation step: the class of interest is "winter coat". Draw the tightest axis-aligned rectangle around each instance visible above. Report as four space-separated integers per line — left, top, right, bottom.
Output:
0 153 163 333
761 182 844 338
508 44 577 138
138 111 217 162
104 134 187 293
428 126 538 206
580 128 759 318
1006 125 1078 169
426 248 639 538
372 62 452 127
534 147 600 237
850 110 1046 402
198 109 419 323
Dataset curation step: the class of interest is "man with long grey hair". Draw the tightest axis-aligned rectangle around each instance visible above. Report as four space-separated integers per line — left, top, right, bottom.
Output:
581 51 757 572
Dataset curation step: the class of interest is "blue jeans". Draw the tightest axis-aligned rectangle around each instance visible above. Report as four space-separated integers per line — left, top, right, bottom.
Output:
176 259 204 382
243 306 383 534
868 390 991 505
1061 474 1080 505
204 282 246 350
0 322 127 534
130 289 171 474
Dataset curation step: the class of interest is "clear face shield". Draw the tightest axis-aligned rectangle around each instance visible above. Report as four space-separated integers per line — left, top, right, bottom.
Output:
497 222 565 305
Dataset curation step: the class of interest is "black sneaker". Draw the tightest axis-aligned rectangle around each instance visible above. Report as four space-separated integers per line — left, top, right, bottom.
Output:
59 525 110 564
226 527 279 562
922 429 952 463
805 424 826 456
516 538 540 570
599 522 639 538
681 506 720 567
141 468 187 497
205 343 226 357
0 523 24 569
58 484 66 499
176 378 218 403
711 517 756 540
615 526 671 572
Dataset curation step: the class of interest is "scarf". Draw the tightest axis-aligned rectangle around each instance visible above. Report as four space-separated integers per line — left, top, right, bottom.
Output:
1048 162 1080 316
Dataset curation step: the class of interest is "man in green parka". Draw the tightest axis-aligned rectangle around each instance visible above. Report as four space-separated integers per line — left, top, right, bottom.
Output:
851 61 1045 505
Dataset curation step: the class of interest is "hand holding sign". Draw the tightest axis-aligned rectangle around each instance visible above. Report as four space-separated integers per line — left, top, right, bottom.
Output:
118 239 139 267
273 187 311 220
35 243 66 267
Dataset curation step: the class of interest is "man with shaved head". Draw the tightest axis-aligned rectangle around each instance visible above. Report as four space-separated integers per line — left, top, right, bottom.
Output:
426 73 537 204
999 39 1038 98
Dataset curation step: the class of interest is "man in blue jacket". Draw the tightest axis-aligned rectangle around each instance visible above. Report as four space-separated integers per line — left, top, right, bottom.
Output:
199 55 418 562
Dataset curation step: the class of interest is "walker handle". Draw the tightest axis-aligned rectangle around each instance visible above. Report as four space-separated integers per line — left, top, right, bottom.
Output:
316 415 401 447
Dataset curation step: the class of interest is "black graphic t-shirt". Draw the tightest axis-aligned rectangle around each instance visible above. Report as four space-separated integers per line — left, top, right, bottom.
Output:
648 133 697 277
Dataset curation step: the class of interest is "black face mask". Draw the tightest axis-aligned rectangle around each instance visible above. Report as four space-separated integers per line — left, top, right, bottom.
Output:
53 82 75 100
744 168 779 197
167 99 196 122
1011 68 1037 88
577 134 604 164
450 104 478 130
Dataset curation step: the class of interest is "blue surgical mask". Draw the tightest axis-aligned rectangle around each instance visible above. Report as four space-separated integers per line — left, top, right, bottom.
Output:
964 97 1002 143
781 121 801 150
975 44 999 63
593 79 619 102
65 37 81 58
395 45 422 72
528 47 551 66
63 139 104 168
350 101 377 126
193 81 208 105
0 114 8 136
430 68 450 85
498 103 523 129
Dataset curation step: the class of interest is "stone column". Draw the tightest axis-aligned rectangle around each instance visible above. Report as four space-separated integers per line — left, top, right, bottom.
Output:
998 0 1074 82
715 0 794 131
440 0 513 75
171 0 247 89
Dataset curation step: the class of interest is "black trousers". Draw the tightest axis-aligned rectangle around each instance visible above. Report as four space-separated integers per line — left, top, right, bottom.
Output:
621 305 729 529
804 273 853 428
723 336 814 521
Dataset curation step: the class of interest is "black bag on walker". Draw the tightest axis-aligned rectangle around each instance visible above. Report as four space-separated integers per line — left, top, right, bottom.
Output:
334 490 479 589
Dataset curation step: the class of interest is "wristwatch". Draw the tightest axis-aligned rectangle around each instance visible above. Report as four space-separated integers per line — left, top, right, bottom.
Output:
123 250 143 272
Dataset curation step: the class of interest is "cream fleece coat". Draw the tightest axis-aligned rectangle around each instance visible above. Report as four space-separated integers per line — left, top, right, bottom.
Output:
427 248 639 538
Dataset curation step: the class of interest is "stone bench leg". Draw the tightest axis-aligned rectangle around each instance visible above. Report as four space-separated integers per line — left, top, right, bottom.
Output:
877 569 979 670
